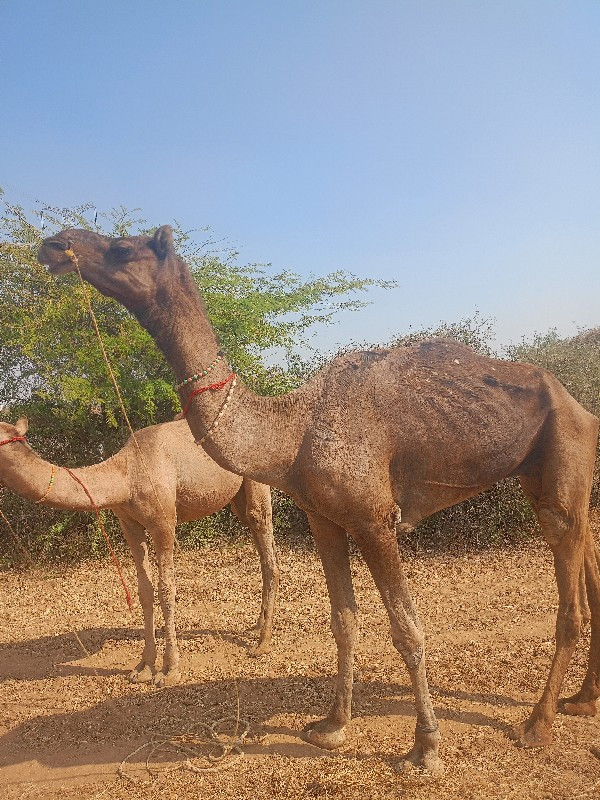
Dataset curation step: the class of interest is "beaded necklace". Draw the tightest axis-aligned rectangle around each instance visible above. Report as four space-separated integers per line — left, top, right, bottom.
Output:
196 376 237 446
175 353 224 390
35 464 56 504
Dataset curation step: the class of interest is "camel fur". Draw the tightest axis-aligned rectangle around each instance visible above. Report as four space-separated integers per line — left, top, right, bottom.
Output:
39 226 600 773
0 416 279 686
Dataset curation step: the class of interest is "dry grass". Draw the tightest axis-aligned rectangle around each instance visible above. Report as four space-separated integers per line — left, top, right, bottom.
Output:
1 520 600 799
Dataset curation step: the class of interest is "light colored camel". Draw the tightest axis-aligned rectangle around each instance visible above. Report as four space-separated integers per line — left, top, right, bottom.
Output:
39 227 600 774
0 416 278 686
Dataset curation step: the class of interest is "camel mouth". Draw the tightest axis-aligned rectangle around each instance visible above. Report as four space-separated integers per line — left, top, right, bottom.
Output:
37 237 77 275
43 259 76 275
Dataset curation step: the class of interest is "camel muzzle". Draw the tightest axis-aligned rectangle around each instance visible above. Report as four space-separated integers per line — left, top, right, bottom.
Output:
38 237 75 274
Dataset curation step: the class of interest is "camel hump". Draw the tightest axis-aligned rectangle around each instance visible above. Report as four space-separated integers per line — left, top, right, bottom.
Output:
413 337 486 362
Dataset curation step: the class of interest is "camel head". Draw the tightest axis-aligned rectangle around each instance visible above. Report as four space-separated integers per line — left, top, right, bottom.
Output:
38 226 176 312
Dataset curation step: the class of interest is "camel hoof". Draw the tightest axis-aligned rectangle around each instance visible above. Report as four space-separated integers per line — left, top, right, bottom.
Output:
423 753 445 778
248 641 271 657
562 699 597 717
560 691 597 717
153 669 182 688
509 719 553 749
397 753 445 778
128 664 154 684
397 731 444 777
303 720 347 750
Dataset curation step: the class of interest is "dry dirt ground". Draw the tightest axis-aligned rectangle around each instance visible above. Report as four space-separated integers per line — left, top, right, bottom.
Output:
2 523 600 800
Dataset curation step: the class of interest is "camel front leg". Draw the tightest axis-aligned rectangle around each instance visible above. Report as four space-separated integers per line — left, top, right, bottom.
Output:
151 526 181 687
118 516 157 683
350 518 443 775
231 479 280 656
303 512 357 750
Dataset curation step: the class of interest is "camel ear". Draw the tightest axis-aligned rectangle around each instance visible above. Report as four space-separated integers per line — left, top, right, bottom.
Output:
15 417 28 435
152 225 174 260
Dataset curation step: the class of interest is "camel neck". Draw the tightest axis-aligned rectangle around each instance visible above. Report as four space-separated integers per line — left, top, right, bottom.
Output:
131 266 315 488
0 442 128 509
193 380 318 488
132 263 221 382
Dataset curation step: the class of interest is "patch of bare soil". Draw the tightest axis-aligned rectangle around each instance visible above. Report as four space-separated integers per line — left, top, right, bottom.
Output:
1 522 600 800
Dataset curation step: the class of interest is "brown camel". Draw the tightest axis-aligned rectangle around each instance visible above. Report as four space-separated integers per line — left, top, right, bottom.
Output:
39 227 600 774
0 416 279 686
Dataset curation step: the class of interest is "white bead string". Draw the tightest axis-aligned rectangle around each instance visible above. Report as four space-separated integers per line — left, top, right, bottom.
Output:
195 376 237 445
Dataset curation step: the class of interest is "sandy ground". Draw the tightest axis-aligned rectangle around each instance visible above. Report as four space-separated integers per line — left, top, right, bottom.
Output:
1 526 600 800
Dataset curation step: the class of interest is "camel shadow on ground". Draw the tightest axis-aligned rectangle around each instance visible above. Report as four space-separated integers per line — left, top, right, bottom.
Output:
0 626 250 681
0 629 533 775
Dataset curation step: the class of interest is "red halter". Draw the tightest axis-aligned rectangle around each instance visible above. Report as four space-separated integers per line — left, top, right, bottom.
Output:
0 436 27 446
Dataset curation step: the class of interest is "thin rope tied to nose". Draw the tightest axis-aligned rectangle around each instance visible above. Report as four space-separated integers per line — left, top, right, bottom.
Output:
63 245 180 551
60 242 244 743
0 508 35 566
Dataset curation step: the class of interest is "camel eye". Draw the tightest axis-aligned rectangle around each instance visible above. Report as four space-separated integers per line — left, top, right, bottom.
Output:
110 244 133 262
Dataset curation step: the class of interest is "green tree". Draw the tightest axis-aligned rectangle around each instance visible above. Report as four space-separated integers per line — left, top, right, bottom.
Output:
0 191 394 562
389 310 497 355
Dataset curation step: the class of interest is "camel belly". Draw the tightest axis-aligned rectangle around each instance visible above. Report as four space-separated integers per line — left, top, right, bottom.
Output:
173 455 242 523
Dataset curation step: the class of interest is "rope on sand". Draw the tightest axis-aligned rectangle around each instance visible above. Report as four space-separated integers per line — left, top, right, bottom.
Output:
117 716 251 783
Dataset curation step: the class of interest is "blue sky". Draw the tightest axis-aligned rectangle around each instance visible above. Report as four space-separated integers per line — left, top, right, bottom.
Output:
1 0 599 354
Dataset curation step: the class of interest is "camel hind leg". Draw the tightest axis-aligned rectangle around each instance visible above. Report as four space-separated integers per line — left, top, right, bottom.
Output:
514 407 598 747
348 514 443 775
230 479 279 656
561 529 600 716
510 502 587 747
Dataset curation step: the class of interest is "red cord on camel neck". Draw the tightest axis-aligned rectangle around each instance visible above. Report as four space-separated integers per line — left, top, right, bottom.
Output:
0 436 27 446
61 467 134 611
181 372 235 418
0 436 133 610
